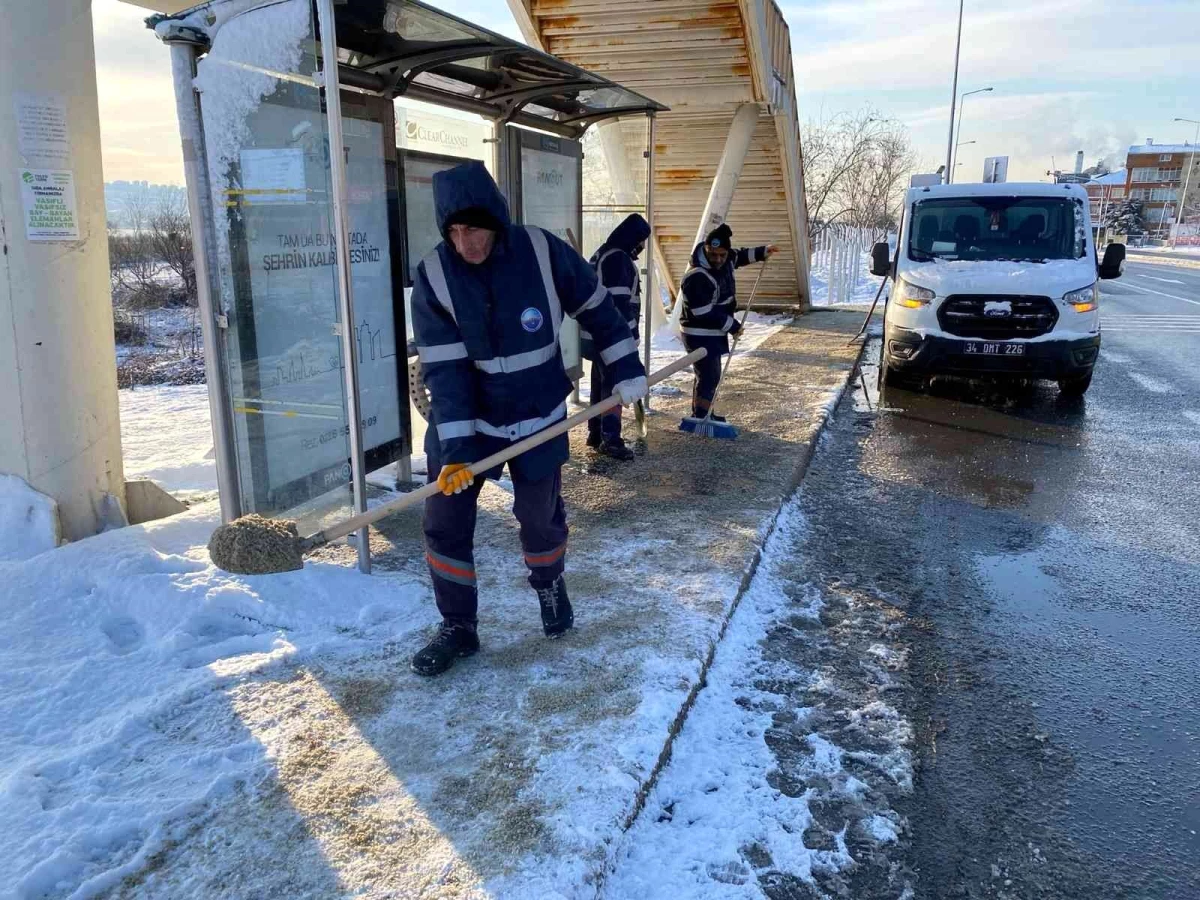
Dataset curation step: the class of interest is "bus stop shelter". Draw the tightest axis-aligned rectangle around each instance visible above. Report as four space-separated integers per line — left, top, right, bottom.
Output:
150 0 666 570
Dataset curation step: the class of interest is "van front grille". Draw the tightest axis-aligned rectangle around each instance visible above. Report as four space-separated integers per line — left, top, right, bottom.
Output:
937 294 1058 339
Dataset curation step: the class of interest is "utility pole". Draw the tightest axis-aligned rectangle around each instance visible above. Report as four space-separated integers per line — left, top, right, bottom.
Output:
943 0 965 183
950 87 992 184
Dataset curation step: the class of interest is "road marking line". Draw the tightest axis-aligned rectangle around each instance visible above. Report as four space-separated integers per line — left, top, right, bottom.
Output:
1118 283 1200 306
1184 411 1200 427
1127 372 1174 394
1132 274 1186 284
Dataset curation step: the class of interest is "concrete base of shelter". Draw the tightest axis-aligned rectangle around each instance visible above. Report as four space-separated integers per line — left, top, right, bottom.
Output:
122 311 865 897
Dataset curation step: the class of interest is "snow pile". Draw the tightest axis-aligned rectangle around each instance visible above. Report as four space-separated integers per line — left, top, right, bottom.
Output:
0 502 428 898
120 385 218 499
0 476 59 562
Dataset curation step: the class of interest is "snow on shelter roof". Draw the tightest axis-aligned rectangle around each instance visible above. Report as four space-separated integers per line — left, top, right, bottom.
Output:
906 182 1089 202
1089 169 1127 186
150 0 667 138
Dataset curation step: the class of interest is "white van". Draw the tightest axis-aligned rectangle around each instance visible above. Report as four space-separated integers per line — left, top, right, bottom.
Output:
871 182 1126 397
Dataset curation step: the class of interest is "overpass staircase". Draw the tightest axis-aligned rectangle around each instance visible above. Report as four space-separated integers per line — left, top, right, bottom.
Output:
507 0 812 310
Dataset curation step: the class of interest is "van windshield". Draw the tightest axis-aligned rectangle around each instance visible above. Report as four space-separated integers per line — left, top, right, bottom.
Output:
908 197 1084 262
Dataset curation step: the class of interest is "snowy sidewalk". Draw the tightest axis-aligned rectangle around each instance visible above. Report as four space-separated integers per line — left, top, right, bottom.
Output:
2 311 865 899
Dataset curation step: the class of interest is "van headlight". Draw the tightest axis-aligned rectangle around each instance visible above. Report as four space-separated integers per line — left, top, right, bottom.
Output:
893 279 936 309
1064 283 1098 313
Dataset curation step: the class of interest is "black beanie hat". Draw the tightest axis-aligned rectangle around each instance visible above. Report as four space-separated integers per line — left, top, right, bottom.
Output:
443 206 503 236
705 223 733 251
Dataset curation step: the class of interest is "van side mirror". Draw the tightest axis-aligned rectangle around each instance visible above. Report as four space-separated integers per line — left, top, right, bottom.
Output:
1099 242 1125 280
870 241 892 277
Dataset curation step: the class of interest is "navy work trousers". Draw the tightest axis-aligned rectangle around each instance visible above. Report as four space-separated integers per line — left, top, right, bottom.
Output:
586 359 623 443
423 457 568 624
691 351 723 416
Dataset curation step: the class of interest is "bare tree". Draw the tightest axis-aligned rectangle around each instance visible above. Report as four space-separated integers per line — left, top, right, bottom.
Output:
148 191 196 305
108 187 195 309
108 190 166 309
803 107 918 242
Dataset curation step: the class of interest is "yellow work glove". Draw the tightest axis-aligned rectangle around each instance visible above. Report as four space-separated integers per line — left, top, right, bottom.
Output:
436 463 475 496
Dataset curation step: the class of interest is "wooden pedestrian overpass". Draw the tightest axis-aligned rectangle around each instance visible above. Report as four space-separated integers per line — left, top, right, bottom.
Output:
506 0 812 309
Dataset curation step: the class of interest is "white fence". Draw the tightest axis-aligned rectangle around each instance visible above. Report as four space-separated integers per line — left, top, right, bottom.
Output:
810 227 882 305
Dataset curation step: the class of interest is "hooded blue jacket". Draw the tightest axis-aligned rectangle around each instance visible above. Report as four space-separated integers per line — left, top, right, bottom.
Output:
583 214 651 361
679 240 768 357
411 161 645 481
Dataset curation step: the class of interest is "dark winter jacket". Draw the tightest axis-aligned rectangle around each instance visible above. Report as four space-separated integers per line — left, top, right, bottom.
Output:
679 241 768 357
411 161 645 481
583 214 651 362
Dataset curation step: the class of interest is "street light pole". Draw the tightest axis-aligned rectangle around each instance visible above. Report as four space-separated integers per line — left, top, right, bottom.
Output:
950 87 993 184
1172 117 1200 249
944 0 965 183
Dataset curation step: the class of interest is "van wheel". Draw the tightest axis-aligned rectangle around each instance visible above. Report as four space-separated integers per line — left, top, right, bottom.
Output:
1057 372 1092 397
879 353 920 392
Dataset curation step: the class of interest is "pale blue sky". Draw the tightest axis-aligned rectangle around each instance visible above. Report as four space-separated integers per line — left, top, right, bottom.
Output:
94 0 1199 185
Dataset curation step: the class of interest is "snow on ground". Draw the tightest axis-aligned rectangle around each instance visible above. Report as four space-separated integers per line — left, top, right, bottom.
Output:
0 476 59 562
808 251 887 307
0 501 429 899
605 504 846 897
2 314 848 898
119 385 217 500
603 499 914 898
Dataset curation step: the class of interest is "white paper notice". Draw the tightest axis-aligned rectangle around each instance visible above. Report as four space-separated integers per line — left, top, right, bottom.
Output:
14 93 70 163
239 148 306 203
19 169 80 241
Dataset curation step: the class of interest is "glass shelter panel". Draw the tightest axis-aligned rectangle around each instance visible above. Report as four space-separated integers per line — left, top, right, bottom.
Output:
195 0 406 530
511 127 584 378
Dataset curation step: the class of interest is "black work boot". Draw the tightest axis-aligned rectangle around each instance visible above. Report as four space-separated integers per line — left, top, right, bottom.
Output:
596 438 635 461
585 430 603 449
535 577 574 637
411 620 480 676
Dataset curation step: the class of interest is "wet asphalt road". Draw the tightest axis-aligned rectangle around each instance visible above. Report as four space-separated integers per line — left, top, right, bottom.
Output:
801 258 1200 898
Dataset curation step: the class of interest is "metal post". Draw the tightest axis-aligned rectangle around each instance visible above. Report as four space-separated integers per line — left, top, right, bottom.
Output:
944 0 964 183
166 39 242 523
396 455 412 489
950 100 966 183
315 0 370 574
643 112 656 410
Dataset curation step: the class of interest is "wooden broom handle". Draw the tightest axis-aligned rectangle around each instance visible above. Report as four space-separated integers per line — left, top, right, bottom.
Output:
305 348 707 549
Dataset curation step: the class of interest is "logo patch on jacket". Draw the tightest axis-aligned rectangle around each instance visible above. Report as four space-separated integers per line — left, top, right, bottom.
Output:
520 307 544 333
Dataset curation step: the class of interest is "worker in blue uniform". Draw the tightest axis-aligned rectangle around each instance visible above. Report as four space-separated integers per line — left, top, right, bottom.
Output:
678 224 778 421
584 213 652 461
408 161 647 676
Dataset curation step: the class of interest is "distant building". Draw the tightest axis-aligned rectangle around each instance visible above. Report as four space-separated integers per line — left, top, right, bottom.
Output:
1084 169 1127 229
1123 140 1200 238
